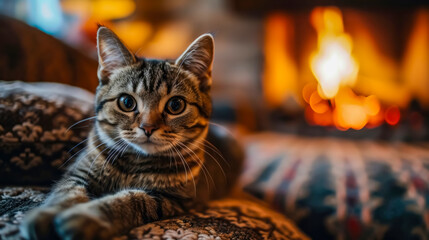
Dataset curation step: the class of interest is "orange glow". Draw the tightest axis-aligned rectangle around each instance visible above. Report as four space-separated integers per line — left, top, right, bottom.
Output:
110 21 153 52
62 0 136 20
364 95 381 116
332 89 381 130
310 7 359 99
302 83 317 103
309 91 330 114
303 86 387 130
402 10 429 108
385 106 401 126
304 7 390 130
367 110 385 128
263 14 298 107
141 22 193 59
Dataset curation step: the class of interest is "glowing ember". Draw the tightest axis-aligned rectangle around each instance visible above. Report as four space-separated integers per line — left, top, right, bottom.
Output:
385 106 401 126
303 86 383 130
332 89 381 130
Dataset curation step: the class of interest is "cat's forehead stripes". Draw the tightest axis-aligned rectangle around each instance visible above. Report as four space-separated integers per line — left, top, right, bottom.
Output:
131 60 170 94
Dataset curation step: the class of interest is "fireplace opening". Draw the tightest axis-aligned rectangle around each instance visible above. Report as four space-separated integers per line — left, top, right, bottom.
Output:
261 6 429 138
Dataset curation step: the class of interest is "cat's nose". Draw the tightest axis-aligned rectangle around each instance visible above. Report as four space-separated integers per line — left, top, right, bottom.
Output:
140 124 159 137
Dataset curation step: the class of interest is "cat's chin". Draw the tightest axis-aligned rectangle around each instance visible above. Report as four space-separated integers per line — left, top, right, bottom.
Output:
128 141 167 156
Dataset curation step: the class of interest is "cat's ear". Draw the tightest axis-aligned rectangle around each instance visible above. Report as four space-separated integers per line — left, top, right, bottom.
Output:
97 26 136 83
175 33 214 90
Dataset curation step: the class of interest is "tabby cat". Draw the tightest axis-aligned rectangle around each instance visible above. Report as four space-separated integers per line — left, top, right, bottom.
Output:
20 27 239 240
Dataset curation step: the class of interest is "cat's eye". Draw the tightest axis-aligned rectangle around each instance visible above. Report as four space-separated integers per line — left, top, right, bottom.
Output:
165 97 186 115
118 94 136 112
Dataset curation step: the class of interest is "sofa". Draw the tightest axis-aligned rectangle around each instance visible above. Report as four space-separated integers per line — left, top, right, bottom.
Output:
0 81 308 240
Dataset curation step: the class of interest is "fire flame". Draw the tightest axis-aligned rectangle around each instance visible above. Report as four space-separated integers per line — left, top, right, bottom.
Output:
306 7 392 130
310 8 359 99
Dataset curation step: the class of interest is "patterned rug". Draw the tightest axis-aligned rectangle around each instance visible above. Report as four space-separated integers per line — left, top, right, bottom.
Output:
241 133 429 240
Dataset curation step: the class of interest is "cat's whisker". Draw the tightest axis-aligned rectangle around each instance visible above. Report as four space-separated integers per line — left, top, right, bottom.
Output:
67 138 89 154
135 138 142 162
166 143 179 176
169 143 188 186
105 140 126 166
171 142 197 197
185 138 231 171
169 143 188 182
87 136 123 178
197 138 230 166
178 133 230 168
89 135 122 171
192 139 230 175
110 137 134 168
61 140 89 169
98 137 124 165
180 140 225 183
99 140 126 180
165 143 172 167
172 142 198 197
174 132 230 175
175 141 215 191
176 142 212 191
117 136 133 157
66 116 97 132
66 134 112 172
108 141 127 169
62 136 99 169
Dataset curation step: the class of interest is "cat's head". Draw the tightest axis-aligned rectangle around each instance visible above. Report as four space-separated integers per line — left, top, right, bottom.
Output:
94 27 214 156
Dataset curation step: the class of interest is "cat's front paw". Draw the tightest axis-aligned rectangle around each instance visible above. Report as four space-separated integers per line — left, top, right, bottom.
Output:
54 205 113 240
20 207 61 240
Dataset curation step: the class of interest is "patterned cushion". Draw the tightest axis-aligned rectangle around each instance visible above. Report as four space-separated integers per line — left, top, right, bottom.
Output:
241 133 429 240
0 81 94 185
0 187 309 240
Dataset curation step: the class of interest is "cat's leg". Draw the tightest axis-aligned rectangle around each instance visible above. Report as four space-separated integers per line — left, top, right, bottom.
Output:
54 189 185 240
20 172 91 240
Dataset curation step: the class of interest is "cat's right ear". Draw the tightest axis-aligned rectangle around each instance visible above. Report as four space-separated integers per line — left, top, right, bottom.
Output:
97 26 136 84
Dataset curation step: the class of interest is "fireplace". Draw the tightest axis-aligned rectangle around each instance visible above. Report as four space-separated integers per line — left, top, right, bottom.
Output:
229 1 429 139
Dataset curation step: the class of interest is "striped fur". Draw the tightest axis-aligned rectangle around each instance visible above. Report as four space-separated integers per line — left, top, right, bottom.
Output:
21 27 217 240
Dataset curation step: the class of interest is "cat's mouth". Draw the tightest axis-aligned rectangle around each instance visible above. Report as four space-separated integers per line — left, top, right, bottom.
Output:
132 137 169 147
127 138 171 155
134 139 158 145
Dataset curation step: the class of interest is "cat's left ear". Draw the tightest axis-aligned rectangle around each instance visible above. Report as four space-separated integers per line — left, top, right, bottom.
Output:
175 34 214 90
97 26 136 84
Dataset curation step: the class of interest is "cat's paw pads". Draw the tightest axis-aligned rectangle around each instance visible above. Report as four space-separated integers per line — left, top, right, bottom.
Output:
54 207 112 240
20 207 60 240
